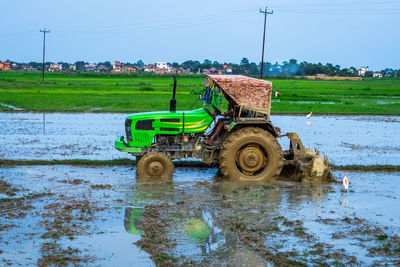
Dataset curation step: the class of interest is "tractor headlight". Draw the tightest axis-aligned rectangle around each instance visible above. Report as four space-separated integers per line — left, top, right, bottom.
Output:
125 119 133 141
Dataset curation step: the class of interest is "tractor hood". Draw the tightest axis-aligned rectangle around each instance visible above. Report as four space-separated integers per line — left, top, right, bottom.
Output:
123 108 214 147
207 75 272 115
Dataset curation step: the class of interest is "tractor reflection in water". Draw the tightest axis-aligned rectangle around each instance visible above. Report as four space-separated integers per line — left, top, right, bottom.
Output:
122 178 286 265
123 205 238 261
124 207 144 235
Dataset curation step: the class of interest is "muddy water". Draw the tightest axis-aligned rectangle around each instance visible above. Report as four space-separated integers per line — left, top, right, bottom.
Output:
0 165 399 265
1 112 399 165
0 113 125 161
272 115 400 166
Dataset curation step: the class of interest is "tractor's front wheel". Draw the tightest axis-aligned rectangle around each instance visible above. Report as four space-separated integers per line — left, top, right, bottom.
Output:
136 152 174 180
219 127 283 182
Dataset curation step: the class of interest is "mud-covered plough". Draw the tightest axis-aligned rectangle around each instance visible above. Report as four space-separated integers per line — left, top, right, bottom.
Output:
280 133 333 182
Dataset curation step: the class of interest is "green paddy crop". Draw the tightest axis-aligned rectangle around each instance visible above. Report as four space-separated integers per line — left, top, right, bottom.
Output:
0 71 399 114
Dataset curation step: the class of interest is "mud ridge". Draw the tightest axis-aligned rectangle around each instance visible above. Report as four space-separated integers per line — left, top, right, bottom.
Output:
1 159 400 172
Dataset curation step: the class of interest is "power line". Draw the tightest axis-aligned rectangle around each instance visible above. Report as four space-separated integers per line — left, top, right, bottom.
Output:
273 1 400 15
54 8 255 32
272 0 400 8
2 31 37 42
278 7 400 12
259 6 273 79
40 28 50 82
278 10 400 15
2 12 255 44
54 10 255 34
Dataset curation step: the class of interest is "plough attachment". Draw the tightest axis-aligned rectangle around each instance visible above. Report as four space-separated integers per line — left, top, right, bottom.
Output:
280 133 334 182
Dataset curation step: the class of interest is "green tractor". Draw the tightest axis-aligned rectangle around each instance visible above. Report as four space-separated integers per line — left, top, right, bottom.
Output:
115 75 332 182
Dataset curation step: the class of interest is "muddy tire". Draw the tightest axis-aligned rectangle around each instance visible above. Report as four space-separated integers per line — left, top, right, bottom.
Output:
136 152 174 180
219 127 283 182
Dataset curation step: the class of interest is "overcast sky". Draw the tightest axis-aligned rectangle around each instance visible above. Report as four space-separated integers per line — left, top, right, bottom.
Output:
1 0 399 70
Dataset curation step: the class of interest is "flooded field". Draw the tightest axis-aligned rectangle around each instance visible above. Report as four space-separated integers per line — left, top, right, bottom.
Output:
1 112 399 265
0 112 399 165
0 165 399 266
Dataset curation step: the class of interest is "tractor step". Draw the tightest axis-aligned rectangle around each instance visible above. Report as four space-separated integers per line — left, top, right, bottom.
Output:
115 136 142 154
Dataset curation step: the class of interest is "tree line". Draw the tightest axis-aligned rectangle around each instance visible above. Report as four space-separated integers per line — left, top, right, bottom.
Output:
2 58 399 77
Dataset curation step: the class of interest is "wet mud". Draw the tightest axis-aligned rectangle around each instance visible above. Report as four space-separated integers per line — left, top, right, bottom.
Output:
0 166 399 266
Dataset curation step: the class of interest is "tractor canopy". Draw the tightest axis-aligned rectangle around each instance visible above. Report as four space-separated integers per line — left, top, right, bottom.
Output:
206 75 272 115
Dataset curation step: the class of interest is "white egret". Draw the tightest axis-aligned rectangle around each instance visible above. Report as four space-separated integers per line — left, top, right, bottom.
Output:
343 171 349 190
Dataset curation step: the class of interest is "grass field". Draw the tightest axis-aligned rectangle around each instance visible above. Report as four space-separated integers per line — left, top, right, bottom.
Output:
0 71 399 114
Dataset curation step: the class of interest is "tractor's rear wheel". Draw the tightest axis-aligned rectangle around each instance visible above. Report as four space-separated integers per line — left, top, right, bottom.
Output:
136 152 174 180
219 127 283 182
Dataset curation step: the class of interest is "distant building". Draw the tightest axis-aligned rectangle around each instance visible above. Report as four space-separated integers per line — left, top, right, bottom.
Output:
26 65 38 71
204 67 222 75
11 63 19 70
125 67 137 73
224 67 233 74
358 66 369 76
97 65 108 72
171 68 183 74
155 68 168 74
49 63 63 71
373 72 383 78
156 62 168 69
134 66 144 72
223 64 233 73
155 62 173 73
84 63 96 72
113 61 124 72
0 62 11 71
144 64 156 72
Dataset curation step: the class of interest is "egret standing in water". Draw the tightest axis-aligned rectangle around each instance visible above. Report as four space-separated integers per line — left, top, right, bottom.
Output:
343 171 349 190
305 112 313 126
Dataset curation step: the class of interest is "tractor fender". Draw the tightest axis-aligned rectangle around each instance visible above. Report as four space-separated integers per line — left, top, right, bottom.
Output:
227 119 280 137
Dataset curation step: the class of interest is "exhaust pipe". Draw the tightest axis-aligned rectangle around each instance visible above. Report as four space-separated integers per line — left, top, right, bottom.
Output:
170 75 177 112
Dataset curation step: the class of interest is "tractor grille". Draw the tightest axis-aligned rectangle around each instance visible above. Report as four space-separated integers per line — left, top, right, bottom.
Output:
125 119 132 141
133 132 153 144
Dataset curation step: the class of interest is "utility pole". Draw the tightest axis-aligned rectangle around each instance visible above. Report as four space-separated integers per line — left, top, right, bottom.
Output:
259 6 273 79
40 28 50 82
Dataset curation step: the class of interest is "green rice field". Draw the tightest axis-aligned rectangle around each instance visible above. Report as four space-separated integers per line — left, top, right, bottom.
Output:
0 71 399 114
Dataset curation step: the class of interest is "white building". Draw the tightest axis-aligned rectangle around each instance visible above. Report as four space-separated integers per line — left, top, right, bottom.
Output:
373 72 383 78
358 67 369 76
144 64 155 72
113 61 123 72
49 63 63 71
84 63 96 71
156 62 168 69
